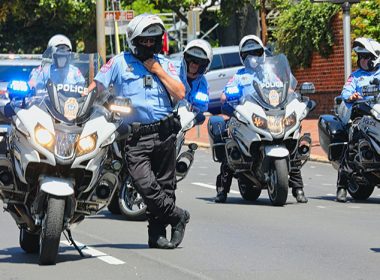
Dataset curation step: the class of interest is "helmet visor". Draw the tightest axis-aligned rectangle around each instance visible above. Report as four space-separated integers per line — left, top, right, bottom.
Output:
184 53 209 66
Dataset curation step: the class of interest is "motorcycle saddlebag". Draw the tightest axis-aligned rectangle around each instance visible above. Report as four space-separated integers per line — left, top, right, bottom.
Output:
208 116 227 162
318 114 348 161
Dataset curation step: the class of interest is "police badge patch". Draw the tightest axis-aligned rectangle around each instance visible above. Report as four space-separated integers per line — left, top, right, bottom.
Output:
268 90 280 106
64 98 79 120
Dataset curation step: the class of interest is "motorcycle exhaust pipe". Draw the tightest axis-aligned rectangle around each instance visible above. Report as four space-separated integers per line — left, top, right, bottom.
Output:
176 150 195 176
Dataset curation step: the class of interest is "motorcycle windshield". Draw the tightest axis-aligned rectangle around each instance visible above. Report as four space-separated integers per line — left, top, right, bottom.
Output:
250 54 296 109
29 49 102 124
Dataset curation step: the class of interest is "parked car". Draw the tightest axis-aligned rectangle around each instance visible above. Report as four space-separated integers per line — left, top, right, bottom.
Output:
0 54 42 98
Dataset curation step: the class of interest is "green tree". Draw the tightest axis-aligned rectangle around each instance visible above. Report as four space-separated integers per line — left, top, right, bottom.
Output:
0 0 96 53
271 0 339 68
351 0 380 42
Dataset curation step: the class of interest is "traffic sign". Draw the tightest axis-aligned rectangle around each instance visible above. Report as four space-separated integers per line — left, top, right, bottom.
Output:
105 10 134 35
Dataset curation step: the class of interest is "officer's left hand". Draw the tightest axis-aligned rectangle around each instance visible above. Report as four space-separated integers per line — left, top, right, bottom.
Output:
144 59 163 75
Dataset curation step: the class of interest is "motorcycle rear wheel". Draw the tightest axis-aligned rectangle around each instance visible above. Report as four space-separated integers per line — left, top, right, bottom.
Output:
267 158 289 206
39 196 65 265
19 228 39 254
238 175 261 201
348 178 374 200
118 178 147 221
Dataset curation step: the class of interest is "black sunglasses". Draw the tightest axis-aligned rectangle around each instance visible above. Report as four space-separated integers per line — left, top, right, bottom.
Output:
241 49 264 60
359 53 374 60
184 53 209 66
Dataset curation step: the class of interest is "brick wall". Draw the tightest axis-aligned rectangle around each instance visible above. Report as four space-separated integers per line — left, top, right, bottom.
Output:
293 13 344 118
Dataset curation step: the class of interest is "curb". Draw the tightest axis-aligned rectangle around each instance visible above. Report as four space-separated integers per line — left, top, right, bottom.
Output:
185 140 329 163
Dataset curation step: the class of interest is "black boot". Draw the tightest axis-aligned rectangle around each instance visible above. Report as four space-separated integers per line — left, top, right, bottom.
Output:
336 187 347 203
292 188 308 203
148 222 174 249
215 191 227 203
170 209 190 248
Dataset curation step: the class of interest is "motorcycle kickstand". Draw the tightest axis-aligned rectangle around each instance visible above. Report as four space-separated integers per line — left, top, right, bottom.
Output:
63 229 88 257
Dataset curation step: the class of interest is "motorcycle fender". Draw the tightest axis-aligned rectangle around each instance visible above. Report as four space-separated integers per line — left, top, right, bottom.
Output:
39 177 74 196
264 145 289 158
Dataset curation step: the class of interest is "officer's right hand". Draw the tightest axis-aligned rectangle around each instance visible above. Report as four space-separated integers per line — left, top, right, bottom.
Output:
144 58 163 75
348 92 363 102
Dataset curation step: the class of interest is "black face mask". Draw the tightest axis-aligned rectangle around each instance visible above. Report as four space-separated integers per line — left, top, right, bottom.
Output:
134 38 163 62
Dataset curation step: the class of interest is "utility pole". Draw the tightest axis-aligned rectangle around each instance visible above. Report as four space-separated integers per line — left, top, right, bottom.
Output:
96 0 106 63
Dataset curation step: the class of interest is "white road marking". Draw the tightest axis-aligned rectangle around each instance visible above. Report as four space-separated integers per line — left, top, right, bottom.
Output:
315 174 323 177
198 173 208 176
60 240 125 265
192 182 240 194
317 206 326 209
326 193 335 196
348 206 361 209
322 183 334 186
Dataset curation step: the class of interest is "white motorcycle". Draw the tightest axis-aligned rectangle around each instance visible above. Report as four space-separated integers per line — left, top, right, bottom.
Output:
319 79 380 200
208 54 316 206
107 99 205 220
0 52 130 265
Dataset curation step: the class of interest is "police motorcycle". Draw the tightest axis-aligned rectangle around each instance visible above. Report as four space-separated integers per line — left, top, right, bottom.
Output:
0 51 131 265
107 95 207 220
208 54 316 206
319 78 380 200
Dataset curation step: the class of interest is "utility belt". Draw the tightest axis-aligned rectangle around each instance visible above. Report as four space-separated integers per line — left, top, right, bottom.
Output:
130 113 181 138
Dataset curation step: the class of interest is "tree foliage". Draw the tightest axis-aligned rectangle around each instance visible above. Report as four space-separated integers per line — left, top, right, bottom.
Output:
0 0 96 53
271 0 339 68
351 0 380 42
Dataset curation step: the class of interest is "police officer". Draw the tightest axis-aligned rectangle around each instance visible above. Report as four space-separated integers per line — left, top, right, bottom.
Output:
215 35 308 204
29 34 85 96
94 14 189 249
175 39 213 113
336 37 380 202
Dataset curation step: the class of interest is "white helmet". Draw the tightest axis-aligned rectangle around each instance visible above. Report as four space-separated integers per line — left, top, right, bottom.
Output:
47 34 72 50
47 34 72 68
238 35 265 65
353 37 380 71
126 13 165 58
184 39 213 74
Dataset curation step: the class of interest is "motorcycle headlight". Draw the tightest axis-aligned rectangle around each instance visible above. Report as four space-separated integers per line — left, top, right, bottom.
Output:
252 114 267 129
76 133 97 156
284 112 297 128
267 115 284 135
34 124 54 151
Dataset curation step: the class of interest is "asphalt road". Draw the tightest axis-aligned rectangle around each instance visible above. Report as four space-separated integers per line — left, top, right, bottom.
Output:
1 149 380 280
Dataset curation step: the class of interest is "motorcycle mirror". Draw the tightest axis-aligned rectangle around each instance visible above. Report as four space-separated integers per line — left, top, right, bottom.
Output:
109 96 132 114
300 82 315 95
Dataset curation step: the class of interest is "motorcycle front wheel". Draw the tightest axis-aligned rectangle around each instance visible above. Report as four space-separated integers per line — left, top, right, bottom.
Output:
118 177 147 221
39 196 65 265
267 158 289 206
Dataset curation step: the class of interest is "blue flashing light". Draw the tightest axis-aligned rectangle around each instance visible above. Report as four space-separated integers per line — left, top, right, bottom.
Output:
194 91 209 104
7 80 30 100
225 85 242 101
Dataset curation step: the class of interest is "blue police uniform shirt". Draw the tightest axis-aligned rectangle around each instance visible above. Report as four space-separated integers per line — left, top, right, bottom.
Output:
341 68 380 107
173 59 209 112
95 52 181 124
30 64 85 96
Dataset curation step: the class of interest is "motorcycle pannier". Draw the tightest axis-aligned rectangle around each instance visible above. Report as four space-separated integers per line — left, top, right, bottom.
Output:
208 116 227 162
318 115 348 161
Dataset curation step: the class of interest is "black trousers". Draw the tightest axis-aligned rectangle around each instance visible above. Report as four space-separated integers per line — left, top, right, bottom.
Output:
217 161 304 194
125 132 182 226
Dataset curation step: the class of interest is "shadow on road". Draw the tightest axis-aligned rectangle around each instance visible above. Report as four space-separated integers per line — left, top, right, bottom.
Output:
196 196 297 206
311 195 380 204
370 248 380 253
85 210 146 222
0 246 84 265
